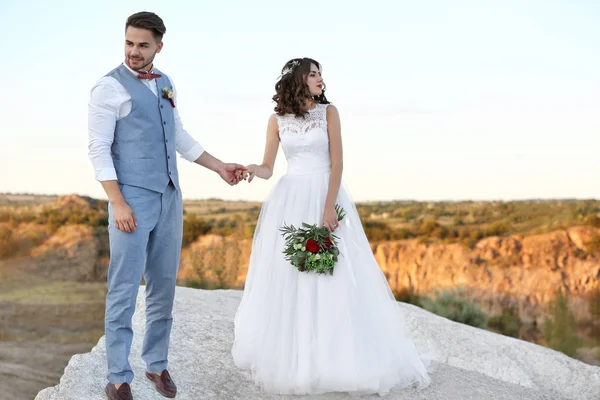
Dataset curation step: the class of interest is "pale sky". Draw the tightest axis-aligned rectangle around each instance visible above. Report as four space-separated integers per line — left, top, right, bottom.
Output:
1 0 599 202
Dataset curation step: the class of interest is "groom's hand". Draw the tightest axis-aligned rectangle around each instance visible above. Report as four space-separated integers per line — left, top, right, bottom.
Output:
217 163 247 186
112 200 137 232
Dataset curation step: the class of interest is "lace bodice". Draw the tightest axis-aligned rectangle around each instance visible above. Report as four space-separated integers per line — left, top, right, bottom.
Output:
276 104 331 175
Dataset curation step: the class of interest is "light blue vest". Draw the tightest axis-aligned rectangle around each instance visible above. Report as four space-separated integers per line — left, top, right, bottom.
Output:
106 64 179 193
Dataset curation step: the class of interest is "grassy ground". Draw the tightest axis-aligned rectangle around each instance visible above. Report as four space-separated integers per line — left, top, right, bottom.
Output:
0 340 95 400
0 261 107 399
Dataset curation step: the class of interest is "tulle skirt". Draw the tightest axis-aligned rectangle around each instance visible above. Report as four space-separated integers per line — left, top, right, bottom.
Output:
232 172 434 396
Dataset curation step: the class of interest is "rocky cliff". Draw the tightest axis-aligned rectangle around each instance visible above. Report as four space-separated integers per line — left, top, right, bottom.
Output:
178 227 600 323
5 197 599 324
373 226 599 323
34 287 600 400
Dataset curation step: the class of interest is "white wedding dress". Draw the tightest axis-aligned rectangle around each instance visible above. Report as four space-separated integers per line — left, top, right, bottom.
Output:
232 104 434 396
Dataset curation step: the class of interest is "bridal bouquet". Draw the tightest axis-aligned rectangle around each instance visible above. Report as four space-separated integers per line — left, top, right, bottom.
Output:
280 205 346 275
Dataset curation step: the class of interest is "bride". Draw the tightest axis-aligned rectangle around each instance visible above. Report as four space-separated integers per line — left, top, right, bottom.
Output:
232 57 434 396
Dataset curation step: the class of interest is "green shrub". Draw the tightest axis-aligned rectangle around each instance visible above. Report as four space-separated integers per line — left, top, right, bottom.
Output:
588 287 600 342
484 221 509 237
417 218 439 236
393 287 422 306
584 214 600 228
0 227 17 259
362 220 390 241
420 290 488 328
586 233 600 256
182 214 211 247
543 288 582 357
488 306 522 338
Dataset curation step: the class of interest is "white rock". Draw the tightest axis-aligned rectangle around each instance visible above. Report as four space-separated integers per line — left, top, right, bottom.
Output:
35 287 600 400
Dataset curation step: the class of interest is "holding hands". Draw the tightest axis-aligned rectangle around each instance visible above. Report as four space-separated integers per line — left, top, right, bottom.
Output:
217 163 248 185
245 164 260 183
244 164 272 183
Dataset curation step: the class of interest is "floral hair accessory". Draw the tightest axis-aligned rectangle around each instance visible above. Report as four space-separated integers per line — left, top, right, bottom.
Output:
281 60 300 76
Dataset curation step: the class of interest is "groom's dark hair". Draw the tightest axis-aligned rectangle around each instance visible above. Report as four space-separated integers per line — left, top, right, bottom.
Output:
126 12 166 43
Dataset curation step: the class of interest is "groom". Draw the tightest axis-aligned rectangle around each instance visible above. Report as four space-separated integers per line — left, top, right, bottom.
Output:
88 11 246 400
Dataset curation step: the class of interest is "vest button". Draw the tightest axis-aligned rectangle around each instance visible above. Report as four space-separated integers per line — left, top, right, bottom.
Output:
163 121 166 125
161 105 164 108
169 172 172 175
168 156 171 160
165 139 168 143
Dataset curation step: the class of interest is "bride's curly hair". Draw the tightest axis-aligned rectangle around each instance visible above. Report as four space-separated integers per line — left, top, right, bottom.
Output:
272 58 331 117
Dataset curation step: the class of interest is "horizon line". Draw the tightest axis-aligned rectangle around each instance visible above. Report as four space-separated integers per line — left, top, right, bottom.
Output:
1 192 598 204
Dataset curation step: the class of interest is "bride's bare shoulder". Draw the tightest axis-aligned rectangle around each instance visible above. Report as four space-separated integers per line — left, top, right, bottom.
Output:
326 104 339 116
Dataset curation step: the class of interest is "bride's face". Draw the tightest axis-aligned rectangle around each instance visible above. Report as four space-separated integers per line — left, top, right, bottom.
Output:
305 63 324 96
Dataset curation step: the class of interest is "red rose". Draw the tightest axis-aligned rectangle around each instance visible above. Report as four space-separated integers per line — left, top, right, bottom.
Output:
306 239 319 253
322 237 333 250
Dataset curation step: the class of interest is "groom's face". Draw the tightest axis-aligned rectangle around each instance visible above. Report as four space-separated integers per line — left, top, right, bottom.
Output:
124 26 163 71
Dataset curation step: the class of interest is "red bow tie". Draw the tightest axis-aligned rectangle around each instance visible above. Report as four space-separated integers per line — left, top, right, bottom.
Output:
137 71 162 80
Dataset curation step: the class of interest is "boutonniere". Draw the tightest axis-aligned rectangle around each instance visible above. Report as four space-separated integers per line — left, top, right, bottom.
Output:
162 86 175 108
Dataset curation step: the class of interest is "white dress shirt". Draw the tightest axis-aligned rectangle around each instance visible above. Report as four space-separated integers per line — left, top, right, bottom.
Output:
88 62 205 182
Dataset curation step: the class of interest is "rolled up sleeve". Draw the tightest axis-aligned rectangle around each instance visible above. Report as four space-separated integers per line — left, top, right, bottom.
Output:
87 78 121 181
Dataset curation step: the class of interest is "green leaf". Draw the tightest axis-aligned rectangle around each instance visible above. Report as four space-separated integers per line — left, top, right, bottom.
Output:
335 204 346 221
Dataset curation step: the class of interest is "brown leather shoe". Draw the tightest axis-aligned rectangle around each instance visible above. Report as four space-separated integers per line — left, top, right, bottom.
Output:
105 382 133 400
145 370 177 398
